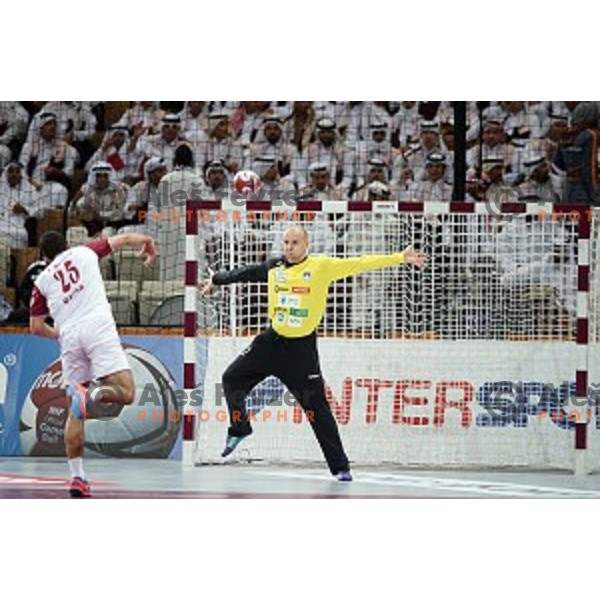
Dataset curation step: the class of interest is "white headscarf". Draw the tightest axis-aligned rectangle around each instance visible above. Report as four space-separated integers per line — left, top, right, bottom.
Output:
144 157 167 180
86 161 117 188
81 161 126 219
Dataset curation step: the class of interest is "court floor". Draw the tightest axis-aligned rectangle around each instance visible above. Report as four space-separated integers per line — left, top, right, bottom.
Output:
2 457 600 498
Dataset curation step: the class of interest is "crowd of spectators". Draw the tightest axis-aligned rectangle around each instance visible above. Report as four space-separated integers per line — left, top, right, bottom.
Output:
1 101 597 335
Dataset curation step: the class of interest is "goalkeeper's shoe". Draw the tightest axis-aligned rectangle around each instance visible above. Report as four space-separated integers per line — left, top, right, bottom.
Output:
68 384 91 420
222 434 250 458
336 470 353 482
69 477 92 498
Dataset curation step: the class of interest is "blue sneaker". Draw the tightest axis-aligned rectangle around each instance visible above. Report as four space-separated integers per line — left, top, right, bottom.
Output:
222 434 249 457
336 470 353 482
68 384 90 420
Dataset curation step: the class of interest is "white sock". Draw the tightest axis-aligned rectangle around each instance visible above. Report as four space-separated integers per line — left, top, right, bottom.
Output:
68 457 86 480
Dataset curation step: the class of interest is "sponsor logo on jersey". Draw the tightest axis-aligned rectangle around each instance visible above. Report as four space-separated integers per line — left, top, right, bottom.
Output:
292 286 310 294
289 308 308 317
288 316 303 328
277 294 301 308
275 269 287 283
302 271 312 281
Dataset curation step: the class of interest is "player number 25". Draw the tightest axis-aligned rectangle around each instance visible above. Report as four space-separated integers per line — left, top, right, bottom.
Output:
54 260 81 294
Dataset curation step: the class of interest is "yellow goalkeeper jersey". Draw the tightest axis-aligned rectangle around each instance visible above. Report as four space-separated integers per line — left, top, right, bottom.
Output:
267 253 406 337
213 253 406 338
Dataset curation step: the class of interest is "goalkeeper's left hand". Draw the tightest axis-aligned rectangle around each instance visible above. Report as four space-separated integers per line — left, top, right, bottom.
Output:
403 245 428 268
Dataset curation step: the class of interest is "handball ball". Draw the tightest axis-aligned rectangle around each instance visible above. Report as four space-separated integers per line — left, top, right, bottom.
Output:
233 170 261 195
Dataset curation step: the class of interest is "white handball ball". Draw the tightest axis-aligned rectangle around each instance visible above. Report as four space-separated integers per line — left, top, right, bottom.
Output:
233 170 261 195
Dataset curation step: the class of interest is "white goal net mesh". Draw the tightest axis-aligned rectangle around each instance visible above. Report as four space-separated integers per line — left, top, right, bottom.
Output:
186 204 600 471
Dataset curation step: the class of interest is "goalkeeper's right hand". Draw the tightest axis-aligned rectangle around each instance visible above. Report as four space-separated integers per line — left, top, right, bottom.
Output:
199 268 215 296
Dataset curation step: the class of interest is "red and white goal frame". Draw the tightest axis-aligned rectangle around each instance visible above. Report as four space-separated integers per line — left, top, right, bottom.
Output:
181 198 599 474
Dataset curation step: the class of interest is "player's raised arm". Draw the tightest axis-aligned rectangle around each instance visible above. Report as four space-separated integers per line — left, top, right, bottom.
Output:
107 232 158 268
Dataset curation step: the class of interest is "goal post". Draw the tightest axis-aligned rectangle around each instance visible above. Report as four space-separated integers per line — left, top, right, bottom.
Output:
182 198 599 473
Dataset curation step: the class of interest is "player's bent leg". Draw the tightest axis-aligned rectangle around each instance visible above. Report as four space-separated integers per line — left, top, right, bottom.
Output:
95 369 135 405
219 331 276 458
222 358 265 438
68 370 133 420
220 345 271 457
82 370 134 419
70 371 134 421
220 361 256 457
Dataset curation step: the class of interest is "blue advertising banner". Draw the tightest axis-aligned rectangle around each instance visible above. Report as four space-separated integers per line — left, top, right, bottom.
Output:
0 334 206 459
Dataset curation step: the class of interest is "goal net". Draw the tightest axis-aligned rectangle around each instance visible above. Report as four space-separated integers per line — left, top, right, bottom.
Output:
180 199 600 472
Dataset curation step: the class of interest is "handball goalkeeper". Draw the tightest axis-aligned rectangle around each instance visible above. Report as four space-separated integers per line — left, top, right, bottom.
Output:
200 225 427 481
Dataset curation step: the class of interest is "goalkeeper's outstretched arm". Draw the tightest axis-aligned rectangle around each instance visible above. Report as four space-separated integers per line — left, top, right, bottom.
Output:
199 257 281 296
325 245 428 281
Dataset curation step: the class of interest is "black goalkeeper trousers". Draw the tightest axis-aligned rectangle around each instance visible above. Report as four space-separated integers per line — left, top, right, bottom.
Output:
221 327 350 474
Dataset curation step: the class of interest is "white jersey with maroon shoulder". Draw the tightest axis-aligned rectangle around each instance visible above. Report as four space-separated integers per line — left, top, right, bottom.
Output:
30 239 114 331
